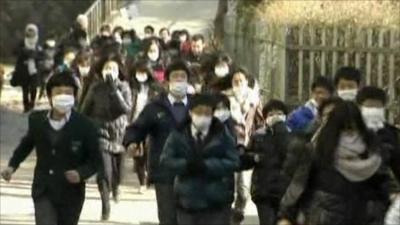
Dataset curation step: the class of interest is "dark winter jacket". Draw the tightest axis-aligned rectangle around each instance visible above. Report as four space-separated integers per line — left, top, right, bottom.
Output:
123 93 191 184
8 110 100 203
12 41 42 87
241 122 292 205
80 80 132 154
160 119 240 211
278 141 392 225
377 124 400 184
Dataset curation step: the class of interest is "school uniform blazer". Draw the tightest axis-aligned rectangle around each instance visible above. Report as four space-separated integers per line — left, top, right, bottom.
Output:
8 110 100 203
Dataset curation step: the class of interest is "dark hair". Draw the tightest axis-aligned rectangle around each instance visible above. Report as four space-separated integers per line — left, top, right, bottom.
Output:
318 97 343 117
215 93 230 109
316 101 374 166
262 99 288 117
191 34 205 43
122 29 139 41
128 59 155 88
334 66 362 86
356 86 387 105
180 29 190 39
144 25 155 34
165 59 191 81
46 70 79 97
100 24 111 33
142 37 163 55
312 76 334 94
159 27 170 35
113 26 124 35
231 67 256 88
72 28 87 41
189 93 216 110
94 52 126 81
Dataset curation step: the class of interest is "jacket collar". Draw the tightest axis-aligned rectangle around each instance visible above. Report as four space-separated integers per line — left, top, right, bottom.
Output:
181 118 224 152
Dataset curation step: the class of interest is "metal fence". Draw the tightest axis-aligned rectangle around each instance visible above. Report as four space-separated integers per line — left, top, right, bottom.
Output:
223 16 400 123
84 0 121 39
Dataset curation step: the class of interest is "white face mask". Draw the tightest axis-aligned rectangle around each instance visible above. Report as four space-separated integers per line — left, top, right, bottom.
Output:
169 81 188 97
79 66 90 76
233 84 249 99
114 33 122 43
215 66 229 78
52 94 75 114
136 72 148 83
338 89 358 101
122 38 131 45
192 114 212 132
102 68 118 81
46 40 56 48
25 37 37 49
266 115 286 127
78 39 88 47
214 109 231 122
148 52 159 61
340 132 361 144
361 107 385 132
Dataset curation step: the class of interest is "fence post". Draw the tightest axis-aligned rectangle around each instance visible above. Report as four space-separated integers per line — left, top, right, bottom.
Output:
366 28 373 85
377 29 385 87
332 26 338 78
388 29 396 123
309 26 315 95
321 27 327 76
276 25 288 101
298 26 304 101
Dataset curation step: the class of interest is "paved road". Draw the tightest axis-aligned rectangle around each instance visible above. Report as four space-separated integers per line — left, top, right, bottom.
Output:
114 0 219 37
0 1 260 224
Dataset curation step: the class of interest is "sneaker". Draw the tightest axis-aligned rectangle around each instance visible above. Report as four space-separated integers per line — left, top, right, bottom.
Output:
112 189 120 203
137 185 146 194
101 212 110 221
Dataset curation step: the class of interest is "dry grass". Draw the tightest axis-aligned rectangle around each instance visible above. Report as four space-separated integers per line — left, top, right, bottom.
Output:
258 0 400 28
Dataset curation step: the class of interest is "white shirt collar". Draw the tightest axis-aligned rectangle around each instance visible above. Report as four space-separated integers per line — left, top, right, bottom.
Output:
168 94 188 106
47 110 72 131
191 124 209 140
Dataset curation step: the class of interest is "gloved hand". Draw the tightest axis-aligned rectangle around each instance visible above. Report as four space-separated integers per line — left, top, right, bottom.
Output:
105 74 118 90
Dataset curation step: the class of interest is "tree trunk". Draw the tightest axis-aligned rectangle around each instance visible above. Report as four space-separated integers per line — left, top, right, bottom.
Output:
213 0 228 46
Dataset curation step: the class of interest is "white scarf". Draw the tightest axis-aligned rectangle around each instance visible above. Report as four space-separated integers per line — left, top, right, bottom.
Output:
334 134 382 182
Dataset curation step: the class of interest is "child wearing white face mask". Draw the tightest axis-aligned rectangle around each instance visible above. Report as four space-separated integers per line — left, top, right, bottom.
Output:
127 60 163 194
160 94 240 225
1 71 101 225
334 66 362 101
240 99 291 225
222 68 263 224
356 87 400 204
80 57 132 221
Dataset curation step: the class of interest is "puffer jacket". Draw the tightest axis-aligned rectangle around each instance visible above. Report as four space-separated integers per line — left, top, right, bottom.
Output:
278 141 392 225
241 122 292 205
80 80 132 153
160 119 240 211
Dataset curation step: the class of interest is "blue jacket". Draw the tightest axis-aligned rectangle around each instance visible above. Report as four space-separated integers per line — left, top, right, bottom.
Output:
160 119 240 211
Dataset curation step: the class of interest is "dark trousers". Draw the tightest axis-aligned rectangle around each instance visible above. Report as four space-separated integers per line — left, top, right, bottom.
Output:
133 153 147 186
34 194 84 225
256 202 278 225
97 151 124 215
155 183 177 225
22 82 37 112
177 207 231 225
